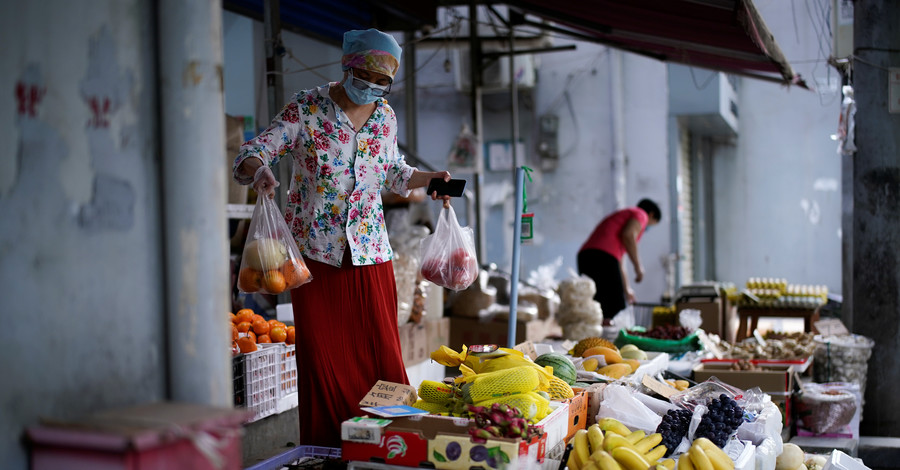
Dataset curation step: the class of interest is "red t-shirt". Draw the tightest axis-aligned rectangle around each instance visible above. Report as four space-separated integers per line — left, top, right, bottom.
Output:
579 207 649 260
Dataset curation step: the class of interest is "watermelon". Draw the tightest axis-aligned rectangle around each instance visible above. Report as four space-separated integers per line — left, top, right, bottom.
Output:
535 353 577 385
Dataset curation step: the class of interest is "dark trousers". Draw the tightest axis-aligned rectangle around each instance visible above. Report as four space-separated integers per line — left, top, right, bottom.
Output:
577 249 626 319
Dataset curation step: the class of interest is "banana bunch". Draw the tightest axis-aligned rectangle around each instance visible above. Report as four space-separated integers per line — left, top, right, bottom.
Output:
677 438 734 470
664 379 690 391
567 418 672 470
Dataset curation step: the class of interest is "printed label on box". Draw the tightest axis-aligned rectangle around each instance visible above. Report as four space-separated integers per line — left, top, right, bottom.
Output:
359 380 418 408
341 417 392 444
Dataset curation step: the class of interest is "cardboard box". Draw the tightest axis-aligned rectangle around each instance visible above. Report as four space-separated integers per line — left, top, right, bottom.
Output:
426 317 451 356
448 316 560 351
565 389 589 442
676 299 723 337
342 414 547 469
399 321 428 366
581 383 607 428
359 380 418 408
534 402 570 460
693 363 794 428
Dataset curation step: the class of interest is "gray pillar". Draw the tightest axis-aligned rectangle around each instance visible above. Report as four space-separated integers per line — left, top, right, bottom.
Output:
158 0 231 405
851 0 900 436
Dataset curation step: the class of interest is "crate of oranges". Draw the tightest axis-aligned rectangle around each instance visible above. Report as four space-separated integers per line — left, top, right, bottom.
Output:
230 309 298 421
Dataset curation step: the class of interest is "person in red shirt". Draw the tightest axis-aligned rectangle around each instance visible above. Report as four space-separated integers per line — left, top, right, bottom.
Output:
577 199 661 322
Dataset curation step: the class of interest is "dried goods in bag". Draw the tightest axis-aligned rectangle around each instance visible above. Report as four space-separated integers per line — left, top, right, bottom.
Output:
238 196 312 294
419 205 478 291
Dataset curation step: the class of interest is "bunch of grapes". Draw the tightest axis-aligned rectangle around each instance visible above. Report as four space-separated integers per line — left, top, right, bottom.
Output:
694 394 744 447
656 408 692 457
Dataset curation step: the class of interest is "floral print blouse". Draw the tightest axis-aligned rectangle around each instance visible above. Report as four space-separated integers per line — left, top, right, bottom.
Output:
233 83 415 267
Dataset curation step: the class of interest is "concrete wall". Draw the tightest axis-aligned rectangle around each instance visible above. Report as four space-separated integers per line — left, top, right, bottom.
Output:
713 1 843 292
0 1 166 467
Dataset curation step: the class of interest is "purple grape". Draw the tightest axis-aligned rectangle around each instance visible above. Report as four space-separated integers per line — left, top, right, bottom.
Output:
486 456 498 468
446 442 461 461
470 445 488 462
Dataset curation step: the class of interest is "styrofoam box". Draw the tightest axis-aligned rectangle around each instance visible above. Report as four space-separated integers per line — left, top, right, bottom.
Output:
823 450 871 470
536 401 570 460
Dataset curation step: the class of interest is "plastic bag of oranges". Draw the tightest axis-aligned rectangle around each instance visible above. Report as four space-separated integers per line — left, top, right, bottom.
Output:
237 196 311 294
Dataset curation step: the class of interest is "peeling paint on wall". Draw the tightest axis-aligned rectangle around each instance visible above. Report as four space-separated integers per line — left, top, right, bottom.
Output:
800 198 821 225
813 178 839 192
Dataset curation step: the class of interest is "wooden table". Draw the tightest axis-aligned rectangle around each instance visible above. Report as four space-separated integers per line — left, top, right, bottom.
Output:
735 306 820 341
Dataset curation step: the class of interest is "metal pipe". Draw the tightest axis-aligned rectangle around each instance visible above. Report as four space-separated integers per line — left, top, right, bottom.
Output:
157 0 231 406
610 49 626 209
509 17 520 176
404 30 418 155
469 2 487 261
508 167 525 348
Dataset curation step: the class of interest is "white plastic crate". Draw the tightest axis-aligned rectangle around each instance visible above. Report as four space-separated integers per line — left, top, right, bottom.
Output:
243 344 280 422
277 343 298 399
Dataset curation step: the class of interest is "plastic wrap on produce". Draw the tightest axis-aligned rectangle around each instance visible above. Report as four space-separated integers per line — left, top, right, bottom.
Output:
797 382 859 434
390 225 429 324
813 334 874 393
755 436 779 470
737 400 784 448
562 322 604 341
557 274 596 304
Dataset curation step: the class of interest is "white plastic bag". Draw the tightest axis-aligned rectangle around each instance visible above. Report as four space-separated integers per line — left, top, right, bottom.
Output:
596 384 662 433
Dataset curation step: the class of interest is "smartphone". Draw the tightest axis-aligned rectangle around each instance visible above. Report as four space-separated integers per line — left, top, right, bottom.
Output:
427 178 467 197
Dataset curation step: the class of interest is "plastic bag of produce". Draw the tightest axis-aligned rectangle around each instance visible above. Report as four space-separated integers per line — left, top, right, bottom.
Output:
238 195 311 294
419 205 478 291
596 384 662 432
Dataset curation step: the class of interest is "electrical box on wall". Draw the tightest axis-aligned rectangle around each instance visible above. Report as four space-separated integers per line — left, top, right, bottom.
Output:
832 0 853 60
453 47 536 93
668 64 739 137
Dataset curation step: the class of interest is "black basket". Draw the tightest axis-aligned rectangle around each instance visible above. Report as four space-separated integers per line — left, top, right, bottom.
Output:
233 354 246 407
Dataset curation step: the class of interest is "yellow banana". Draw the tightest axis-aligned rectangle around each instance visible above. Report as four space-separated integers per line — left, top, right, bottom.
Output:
625 430 646 445
643 444 667 463
568 437 583 470
611 446 652 470
574 429 591 468
604 433 637 453
661 458 676 470
599 417 632 437
689 443 715 470
588 424 605 454
592 449 625 470
635 432 663 453
694 438 735 470
678 454 695 470
655 465 669 470
583 462 601 470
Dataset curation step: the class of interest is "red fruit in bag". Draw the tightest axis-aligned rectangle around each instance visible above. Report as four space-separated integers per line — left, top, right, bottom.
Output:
449 248 477 288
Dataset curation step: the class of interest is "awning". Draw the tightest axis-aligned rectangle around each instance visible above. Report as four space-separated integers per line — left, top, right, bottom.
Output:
223 0 438 45
508 0 809 89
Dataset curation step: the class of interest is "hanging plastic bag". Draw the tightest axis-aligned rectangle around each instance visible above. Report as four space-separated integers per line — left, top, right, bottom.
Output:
419 205 478 291
238 196 312 294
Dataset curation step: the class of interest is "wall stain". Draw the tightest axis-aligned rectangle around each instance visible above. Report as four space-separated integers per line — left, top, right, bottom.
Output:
860 167 900 220
184 61 204 87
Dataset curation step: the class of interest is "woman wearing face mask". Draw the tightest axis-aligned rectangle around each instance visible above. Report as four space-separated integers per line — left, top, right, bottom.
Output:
233 28 452 446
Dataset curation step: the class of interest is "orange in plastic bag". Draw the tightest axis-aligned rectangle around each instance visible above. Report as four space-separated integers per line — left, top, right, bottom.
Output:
238 196 312 294
419 205 478 291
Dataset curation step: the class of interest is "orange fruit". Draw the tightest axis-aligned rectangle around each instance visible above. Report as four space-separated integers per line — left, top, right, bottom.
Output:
247 331 257 343
257 334 271 344
282 259 310 288
231 325 239 341
235 309 254 324
252 314 265 323
252 318 270 335
269 325 287 343
236 321 252 333
229 312 236 323
286 326 295 345
236 336 257 353
263 270 286 294
238 268 263 292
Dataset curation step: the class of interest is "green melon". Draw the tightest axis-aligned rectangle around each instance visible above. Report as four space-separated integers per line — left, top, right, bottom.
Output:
534 352 577 385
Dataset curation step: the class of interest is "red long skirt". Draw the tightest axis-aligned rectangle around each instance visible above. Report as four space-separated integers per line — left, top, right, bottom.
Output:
290 250 409 447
